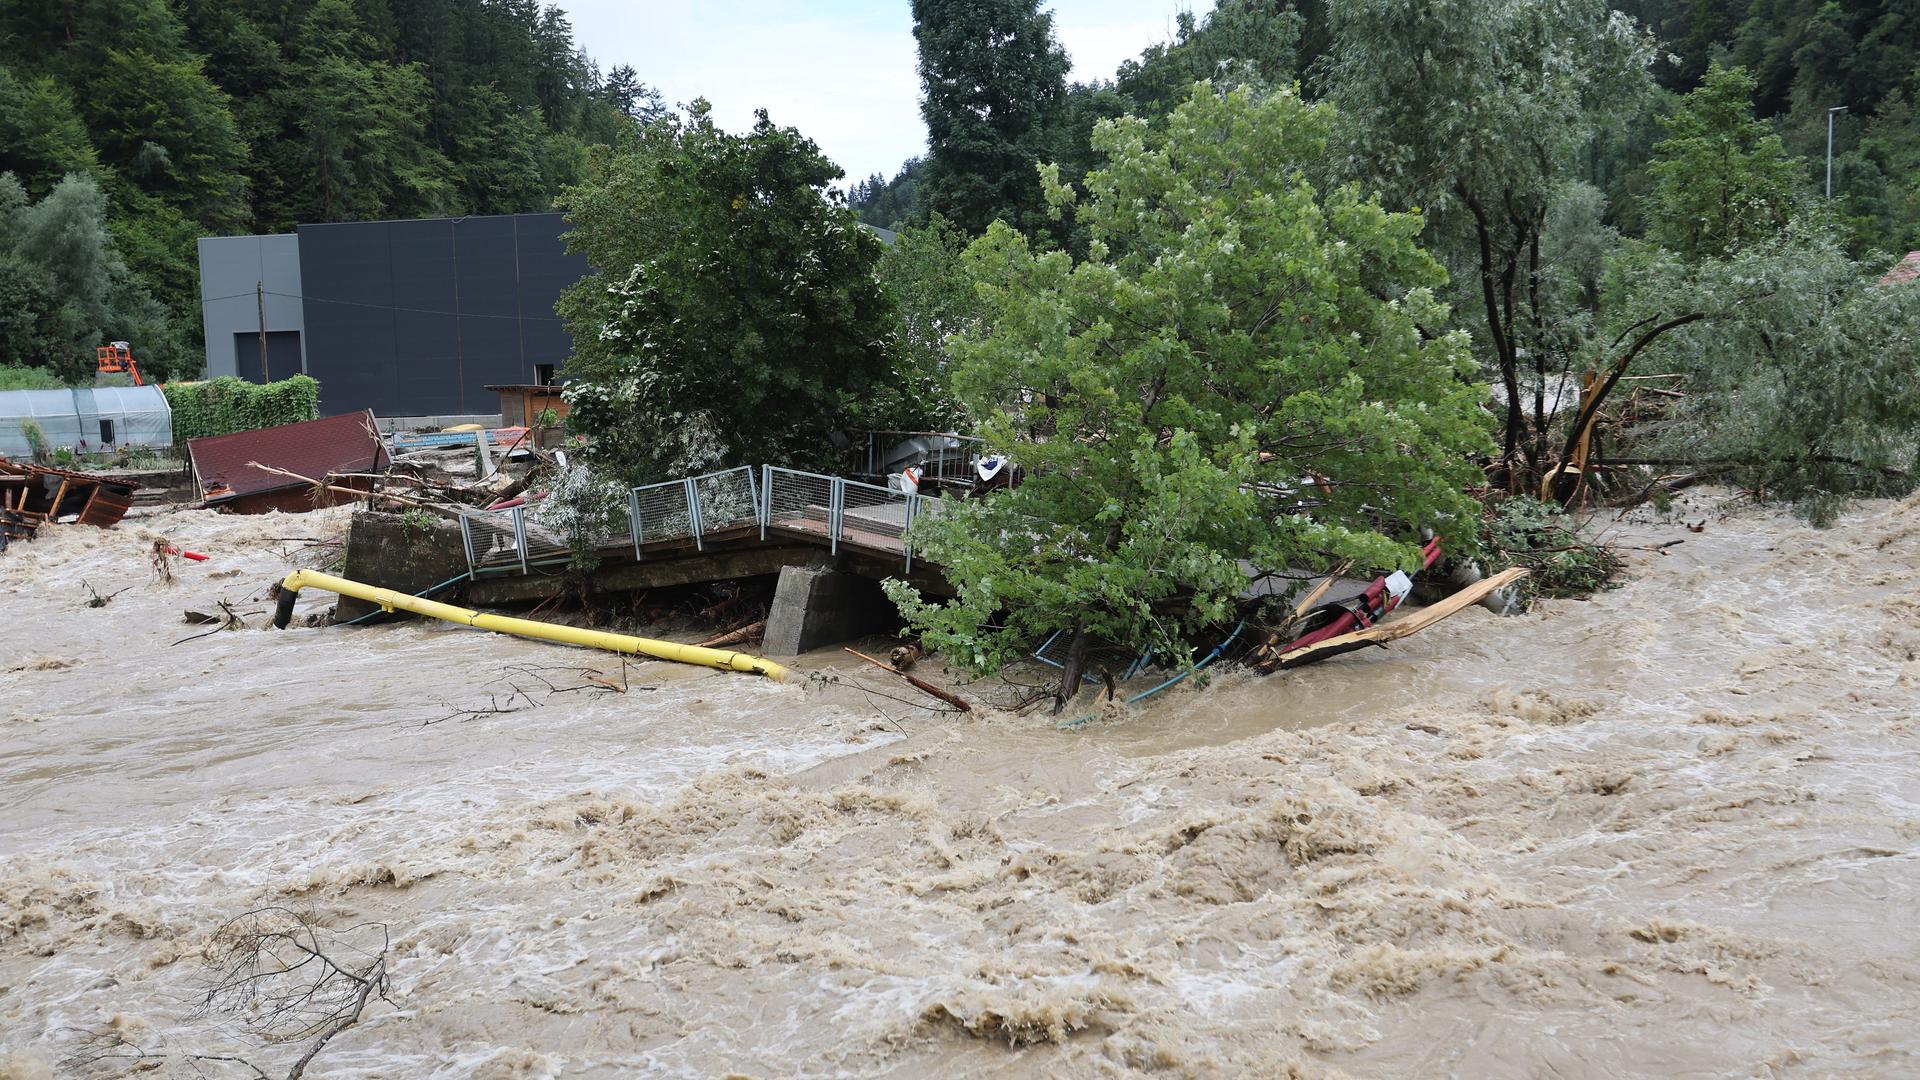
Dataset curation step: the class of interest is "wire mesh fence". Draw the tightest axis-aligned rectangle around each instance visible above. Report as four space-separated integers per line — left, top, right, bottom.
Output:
762 467 836 542
459 465 934 576
693 466 759 532
629 477 697 555
459 505 571 575
628 466 761 558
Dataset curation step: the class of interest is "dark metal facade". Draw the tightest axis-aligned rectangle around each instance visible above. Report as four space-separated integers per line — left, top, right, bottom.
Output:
296 213 584 417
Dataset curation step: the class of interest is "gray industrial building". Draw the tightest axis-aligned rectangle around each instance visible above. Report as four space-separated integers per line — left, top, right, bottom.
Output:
197 212 585 423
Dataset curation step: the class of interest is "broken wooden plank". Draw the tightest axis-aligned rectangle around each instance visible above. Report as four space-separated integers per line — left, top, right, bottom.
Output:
1274 567 1530 670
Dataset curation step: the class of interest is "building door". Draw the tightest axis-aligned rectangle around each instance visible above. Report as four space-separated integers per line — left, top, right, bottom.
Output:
234 331 304 383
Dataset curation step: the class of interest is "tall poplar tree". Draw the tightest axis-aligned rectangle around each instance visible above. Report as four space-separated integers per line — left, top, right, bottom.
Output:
911 0 1070 238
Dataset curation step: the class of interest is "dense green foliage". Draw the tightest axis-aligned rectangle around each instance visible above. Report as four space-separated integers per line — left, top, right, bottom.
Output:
0 0 646 381
1607 227 1920 522
163 374 321 442
909 0 1071 239
873 214 978 431
1645 64 1806 258
0 173 185 382
0 364 66 391
556 105 909 483
860 0 1306 235
886 87 1491 689
1114 0 1302 116
1480 497 1624 603
1324 0 1656 484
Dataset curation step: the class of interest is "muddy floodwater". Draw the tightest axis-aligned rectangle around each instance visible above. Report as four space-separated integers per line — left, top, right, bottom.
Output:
3 493 1919 1078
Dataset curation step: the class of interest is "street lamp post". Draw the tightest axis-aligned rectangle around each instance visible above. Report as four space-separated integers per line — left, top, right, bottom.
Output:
1827 105 1849 198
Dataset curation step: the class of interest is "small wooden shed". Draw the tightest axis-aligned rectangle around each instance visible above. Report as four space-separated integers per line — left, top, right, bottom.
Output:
487 384 569 429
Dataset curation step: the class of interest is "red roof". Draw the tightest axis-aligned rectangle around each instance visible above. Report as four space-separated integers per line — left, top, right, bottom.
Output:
188 410 389 502
1881 251 1920 286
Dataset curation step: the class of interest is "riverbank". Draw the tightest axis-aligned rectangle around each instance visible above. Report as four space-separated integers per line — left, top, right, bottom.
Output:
4 492 1918 1077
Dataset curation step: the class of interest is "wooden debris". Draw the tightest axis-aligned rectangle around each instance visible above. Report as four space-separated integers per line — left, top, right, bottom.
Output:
695 619 766 648
1248 560 1351 666
0 459 134 533
240 462 454 515
1272 567 1529 670
844 647 971 712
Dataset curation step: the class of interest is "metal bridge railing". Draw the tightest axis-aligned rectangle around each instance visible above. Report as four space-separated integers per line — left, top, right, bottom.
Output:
458 464 938 577
458 504 573 576
762 466 931 569
628 465 759 559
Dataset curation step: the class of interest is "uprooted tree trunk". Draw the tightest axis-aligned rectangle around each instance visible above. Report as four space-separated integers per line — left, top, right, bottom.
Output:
1054 624 1093 715
1551 311 1707 507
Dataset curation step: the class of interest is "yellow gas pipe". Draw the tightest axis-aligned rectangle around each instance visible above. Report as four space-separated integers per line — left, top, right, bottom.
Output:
272 569 792 682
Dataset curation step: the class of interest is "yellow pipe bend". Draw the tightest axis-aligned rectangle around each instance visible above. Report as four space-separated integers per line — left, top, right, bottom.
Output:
274 569 793 683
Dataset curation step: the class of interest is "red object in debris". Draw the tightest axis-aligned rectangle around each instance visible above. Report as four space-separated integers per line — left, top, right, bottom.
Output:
165 545 209 562
486 497 526 511
1281 536 1443 654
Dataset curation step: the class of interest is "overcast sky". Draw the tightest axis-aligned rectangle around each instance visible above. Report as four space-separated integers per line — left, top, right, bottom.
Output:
554 1 1214 186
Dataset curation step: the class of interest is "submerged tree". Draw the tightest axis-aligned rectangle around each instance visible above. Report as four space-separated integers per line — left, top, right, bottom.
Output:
557 102 900 482
886 86 1491 704
1600 226 1920 521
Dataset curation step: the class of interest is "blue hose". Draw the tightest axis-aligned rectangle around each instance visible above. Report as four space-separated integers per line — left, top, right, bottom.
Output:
1059 621 1246 729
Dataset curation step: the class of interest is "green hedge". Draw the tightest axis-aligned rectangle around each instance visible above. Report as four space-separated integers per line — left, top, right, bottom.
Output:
165 375 321 442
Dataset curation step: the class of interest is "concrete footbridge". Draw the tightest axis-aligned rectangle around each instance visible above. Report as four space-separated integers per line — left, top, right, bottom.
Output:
441 466 952 653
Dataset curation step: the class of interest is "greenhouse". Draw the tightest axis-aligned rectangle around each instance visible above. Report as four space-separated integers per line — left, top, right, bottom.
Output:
0 386 174 460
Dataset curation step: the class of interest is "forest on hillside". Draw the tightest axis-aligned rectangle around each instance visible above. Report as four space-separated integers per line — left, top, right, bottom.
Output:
855 0 1920 255
0 0 654 381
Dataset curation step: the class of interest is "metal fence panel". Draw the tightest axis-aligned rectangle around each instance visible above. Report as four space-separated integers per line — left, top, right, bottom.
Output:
692 466 759 534
459 506 569 574
629 478 696 555
763 467 836 543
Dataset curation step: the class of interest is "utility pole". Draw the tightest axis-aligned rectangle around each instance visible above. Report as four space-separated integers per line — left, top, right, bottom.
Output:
1827 105 1848 199
256 279 270 383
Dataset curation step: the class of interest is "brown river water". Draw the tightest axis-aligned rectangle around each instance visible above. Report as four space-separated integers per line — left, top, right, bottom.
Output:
2 492 1918 1078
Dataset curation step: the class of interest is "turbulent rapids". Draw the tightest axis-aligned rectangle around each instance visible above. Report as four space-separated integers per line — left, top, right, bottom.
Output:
4 492 1920 1078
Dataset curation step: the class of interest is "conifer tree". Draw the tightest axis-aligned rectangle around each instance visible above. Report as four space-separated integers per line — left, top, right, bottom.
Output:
911 0 1070 238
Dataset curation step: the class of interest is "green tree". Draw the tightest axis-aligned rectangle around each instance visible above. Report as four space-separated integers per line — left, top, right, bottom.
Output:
557 103 903 481
79 47 248 227
0 66 99 193
1324 0 1655 487
1645 64 1806 259
275 0 452 223
1115 0 1302 116
886 86 1491 703
1604 225 1920 520
875 214 978 430
911 0 1071 238
0 173 114 381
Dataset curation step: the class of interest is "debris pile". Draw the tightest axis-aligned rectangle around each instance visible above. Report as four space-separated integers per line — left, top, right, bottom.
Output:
0 459 135 549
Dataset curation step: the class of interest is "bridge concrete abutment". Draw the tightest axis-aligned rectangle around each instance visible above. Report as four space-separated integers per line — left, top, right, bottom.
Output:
764 563 901 656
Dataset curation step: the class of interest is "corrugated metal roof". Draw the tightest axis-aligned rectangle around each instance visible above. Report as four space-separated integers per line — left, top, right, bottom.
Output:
188 410 388 501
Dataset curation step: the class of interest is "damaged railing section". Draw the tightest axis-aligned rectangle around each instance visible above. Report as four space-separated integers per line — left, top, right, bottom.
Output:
457 503 573 575
628 465 759 558
761 466 931 570
455 464 939 577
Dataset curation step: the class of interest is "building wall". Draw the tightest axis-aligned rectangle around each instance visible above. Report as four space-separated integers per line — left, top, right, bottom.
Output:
197 234 306 381
296 212 585 418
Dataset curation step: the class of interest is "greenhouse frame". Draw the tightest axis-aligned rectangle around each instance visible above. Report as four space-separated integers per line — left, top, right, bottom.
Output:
0 386 174 460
